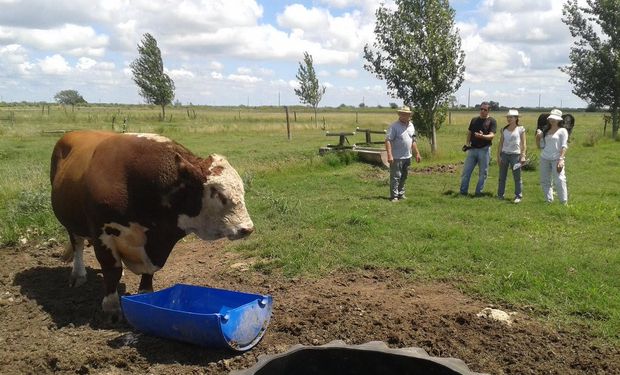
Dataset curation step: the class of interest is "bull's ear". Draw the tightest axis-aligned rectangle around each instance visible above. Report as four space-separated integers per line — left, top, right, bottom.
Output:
175 153 204 183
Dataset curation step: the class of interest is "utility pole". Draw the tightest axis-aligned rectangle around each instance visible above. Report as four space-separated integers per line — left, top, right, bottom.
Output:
538 94 541 109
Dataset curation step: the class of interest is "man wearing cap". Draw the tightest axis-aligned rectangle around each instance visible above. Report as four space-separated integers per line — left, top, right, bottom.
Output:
460 101 497 196
385 106 421 202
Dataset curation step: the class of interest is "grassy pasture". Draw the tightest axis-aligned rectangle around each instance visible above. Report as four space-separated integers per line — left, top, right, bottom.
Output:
0 104 618 342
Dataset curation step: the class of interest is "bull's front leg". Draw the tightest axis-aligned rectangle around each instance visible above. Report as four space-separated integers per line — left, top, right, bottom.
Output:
93 242 123 317
100 267 123 315
138 274 154 294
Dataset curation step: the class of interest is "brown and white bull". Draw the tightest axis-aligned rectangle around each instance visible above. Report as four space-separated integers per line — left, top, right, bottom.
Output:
50 131 254 316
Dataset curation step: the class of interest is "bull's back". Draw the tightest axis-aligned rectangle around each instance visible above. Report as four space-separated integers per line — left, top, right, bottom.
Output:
51 131 118 234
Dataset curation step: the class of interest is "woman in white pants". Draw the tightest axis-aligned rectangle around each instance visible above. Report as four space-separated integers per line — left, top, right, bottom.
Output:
535 109 569 204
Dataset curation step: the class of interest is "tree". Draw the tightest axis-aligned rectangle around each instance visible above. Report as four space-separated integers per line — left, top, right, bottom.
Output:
562 0 620 139
294 51 325 128
130 33 175 120
364 0 465 153
53 89 86 109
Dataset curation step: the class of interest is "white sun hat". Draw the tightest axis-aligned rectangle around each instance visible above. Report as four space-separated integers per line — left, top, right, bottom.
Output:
548 108 563 121
506 109 519 117
397 106 412 114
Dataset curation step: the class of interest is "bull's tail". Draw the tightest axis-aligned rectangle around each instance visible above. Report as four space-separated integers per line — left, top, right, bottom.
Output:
60 241 74 262
61 235 89 263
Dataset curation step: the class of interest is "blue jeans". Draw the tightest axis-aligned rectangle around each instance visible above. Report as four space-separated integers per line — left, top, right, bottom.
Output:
497 152 522 199
460 146 491 195
390 158 411 199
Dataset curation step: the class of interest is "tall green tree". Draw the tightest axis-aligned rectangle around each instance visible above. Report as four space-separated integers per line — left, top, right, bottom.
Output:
53 89 86 109
130 33 175 120
294 51 325 128
364 0 465 153
562 0 620 139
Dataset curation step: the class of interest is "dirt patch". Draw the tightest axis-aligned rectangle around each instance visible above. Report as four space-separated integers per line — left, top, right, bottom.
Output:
1 240 618 374
411 163 461 174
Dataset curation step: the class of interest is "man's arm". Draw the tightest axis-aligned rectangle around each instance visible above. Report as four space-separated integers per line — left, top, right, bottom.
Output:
385 139 393 164
412 141 421 163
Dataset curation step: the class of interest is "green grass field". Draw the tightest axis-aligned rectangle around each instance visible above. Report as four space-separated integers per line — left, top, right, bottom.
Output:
1 104 618 342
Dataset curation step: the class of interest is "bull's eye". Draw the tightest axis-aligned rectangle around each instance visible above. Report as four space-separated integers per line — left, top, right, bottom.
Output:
209 186 229 206
218 193 228 205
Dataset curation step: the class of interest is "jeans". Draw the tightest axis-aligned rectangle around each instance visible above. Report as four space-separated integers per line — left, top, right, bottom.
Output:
390 158 411 199
540 158 568 203
497 152 522 199
460 146 491 195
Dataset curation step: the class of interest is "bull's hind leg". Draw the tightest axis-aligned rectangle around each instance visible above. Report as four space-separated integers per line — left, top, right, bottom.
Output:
62 233 88 287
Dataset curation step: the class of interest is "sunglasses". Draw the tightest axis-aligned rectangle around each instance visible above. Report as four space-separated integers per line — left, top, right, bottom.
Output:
480 108 489 112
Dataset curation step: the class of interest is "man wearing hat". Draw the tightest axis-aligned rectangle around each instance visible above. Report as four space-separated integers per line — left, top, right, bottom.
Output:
460 101 497 196
385 105 421 202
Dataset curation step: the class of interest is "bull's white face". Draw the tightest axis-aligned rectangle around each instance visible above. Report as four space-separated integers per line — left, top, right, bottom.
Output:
177 155 254 240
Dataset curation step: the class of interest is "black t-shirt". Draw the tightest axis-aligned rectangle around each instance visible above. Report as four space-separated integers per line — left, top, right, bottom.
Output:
468 116 497 148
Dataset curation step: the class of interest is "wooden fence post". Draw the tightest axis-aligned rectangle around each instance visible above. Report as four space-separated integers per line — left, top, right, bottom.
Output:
285 106 291 141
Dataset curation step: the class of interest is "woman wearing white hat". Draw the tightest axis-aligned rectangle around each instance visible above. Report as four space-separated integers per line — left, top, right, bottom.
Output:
535 109 569 204
497 109 526 203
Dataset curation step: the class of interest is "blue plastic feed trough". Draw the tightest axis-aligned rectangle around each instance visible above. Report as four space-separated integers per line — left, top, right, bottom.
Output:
121 284 272 351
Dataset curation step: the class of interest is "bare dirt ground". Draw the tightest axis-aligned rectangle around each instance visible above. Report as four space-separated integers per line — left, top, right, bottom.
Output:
1 239 618 374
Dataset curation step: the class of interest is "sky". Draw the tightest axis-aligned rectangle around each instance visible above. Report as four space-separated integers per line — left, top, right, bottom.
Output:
0 0 588 108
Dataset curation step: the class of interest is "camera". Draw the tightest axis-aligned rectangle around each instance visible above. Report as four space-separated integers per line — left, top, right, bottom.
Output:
462 144 471 152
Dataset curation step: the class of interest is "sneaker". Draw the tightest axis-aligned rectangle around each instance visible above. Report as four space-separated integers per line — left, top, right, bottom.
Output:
514 197 522 204
390 198 399 202
398 195 407 200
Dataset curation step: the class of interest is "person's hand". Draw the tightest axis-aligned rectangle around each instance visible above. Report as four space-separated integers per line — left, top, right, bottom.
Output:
387 155 393 164
474 131 484 139
519 155 526 163
557 159 564 173
415 153 421 163
497 157 502 166
535 129 542 139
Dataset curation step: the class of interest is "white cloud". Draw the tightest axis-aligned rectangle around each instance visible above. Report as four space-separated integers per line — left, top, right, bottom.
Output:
483 0 552 12
210 61 224 71
39 54 71 75
76 57 97 70
7 24 109 56
211 71 223 80
237 67 253 75
168 68 195 79
227 74 261 83
337 68 358 78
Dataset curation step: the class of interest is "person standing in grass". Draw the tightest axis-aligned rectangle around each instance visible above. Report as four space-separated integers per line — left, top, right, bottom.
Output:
460 102 497 196
497 109 527 203
536 108 569 204
385 105 421 202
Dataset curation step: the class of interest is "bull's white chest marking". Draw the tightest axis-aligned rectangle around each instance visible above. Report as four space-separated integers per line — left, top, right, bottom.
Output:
126 133 171 143
99 222 160 275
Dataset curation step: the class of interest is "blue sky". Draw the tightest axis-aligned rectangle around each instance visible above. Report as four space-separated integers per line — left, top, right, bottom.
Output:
0 0 587 108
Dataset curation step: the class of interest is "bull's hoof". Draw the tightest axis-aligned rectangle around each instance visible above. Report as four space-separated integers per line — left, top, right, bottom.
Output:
137 289 154 294
102 292 121 320
69 274 87 288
